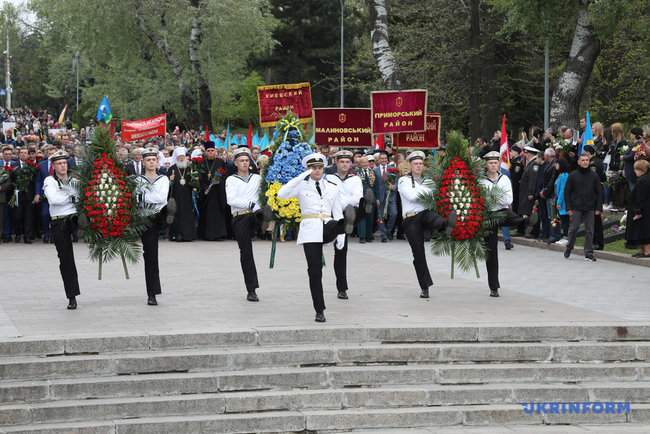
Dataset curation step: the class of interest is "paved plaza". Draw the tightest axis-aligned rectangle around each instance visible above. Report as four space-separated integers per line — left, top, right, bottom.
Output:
1 239 648 339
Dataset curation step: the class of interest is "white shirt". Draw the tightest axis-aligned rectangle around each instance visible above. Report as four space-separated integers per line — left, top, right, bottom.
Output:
278 170 343 244
44 175 79 218
135 174 169 214
397 174 431 218
226 173 261 215
325 172 362 249
325 172 363 209
480 173 513 211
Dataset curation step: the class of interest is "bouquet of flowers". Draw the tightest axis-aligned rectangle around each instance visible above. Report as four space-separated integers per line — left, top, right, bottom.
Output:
259 112 313 267
8 160 38 207
419 131 503 278
0 164 13 185
77 127 149 280
381 166 400 220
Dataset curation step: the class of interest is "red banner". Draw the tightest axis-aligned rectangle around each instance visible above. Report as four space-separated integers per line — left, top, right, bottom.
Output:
257 83 313 127
121 114 167 142
396 113 441 149
371 89 427 134
313 108 372 148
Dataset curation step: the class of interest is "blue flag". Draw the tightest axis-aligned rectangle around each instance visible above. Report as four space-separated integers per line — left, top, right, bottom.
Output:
225 122 231 149
580 111 593 156
260 132 270 150
96 96 112 123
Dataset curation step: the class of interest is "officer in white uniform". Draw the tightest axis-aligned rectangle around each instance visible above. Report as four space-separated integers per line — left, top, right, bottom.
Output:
44 150 81 310
325 150 362 300
398 150 455 299
135 148 170 306
277 152 353 322
480 151 521 297
225 147 264 302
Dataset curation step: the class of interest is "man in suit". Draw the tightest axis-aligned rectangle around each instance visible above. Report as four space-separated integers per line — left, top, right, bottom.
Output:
67 145 84 171
125 147 145 176
11 147 37 243
0 145 17 242
34 145 58 243
373 151 398 242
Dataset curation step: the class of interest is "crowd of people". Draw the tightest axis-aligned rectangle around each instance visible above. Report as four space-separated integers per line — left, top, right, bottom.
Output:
1 107 649 318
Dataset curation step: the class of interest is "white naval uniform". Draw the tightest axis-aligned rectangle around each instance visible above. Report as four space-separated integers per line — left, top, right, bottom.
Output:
225 173 262 215
135 174 170 214
325 172 362 250
277 170 343 245
43 176 80 218
397 174 431 218
479 173 513 211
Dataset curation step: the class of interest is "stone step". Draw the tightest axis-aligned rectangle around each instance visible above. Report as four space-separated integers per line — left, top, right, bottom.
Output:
2 341 649 381
2 324 650 358
2 382 650 427
4 404 650 434
2 362 650 404
334 425 650 434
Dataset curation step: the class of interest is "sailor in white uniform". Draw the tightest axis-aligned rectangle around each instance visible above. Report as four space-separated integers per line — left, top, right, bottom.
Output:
397 150 455 299
277 152 353 322
43 150 81 310
135 148 170 306
225 147 264 302
325 150 362 300
480 151 520 297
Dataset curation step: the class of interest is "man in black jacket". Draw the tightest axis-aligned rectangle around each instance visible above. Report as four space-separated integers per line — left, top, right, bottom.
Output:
564 153 603 261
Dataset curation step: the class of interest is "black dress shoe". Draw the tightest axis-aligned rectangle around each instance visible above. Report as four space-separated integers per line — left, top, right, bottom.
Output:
315 312 326 323
420 288 430 298
337 290 348 300
42 236 49 244
247 291 259 302
490 289 500 297
67 297 77 310
147 296 158 306
504 240 513 250
564 248 571 259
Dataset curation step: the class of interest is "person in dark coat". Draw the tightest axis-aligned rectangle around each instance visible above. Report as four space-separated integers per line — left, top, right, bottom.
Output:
197 141 229 241
517 146 541 237
625 159 650 257
584 144 607 250
563 153 603 261
167 147 196 242
10 147 37 243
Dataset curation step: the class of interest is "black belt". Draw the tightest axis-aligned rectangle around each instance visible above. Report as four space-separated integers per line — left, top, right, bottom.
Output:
51 214 77 221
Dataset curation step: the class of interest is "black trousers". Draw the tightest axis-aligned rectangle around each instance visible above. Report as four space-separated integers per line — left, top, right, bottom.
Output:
51 216 80 299
403 210 445 290
12 195 34 239
594 213 604 248
303 220 345 314
484 228 500 290
233 214 259 292
333 235 348 291
141 218 162 296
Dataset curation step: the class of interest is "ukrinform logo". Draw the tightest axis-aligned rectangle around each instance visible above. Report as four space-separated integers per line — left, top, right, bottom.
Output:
521 401 631 415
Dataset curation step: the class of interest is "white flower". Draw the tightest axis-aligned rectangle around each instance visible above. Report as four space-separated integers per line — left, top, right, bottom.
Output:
107 210 113 216
95 191 100 197
449 191 454 197
454 179 460 185
112 185 117 191
101 173 108 179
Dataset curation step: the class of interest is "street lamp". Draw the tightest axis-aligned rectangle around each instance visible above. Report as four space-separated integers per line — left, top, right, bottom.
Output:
340 0 345 108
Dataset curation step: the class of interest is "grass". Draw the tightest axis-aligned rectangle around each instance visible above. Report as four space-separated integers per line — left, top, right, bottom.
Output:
575 236 638 255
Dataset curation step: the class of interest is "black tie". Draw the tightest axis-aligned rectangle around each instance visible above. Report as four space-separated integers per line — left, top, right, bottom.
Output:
315 181 322 197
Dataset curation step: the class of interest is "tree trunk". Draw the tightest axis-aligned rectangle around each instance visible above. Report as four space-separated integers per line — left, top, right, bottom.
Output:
468 0 482 142
550 0 600 129
135 0 199 126
189 0 213 130
368 0 400 89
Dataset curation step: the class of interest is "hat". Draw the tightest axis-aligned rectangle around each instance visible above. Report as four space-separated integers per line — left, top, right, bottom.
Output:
301 152 328 168
511 145 522 153
353 150 364 156
204 141 216 149
366 154 375 162
334 150 353 160
142 147 159 158
49 150 69 162
524 145 540 154
233 147 252 160
483 151 501 161
407 150 426 162
191 149 203 159
171 146 188 165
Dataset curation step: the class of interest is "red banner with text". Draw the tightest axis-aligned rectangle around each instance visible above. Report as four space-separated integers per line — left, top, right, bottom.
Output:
257 82 313 127
121 114 167 142
313 108 372 148
396 113 441 149
371 89 427 134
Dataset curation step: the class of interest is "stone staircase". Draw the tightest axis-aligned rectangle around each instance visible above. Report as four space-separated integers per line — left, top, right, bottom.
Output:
2 325 650 433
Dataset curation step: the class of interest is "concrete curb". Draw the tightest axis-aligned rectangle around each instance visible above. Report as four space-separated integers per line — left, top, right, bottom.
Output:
503 236 650 268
